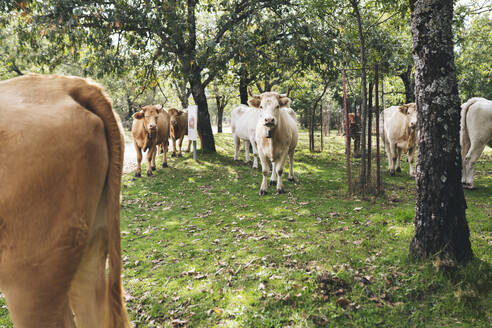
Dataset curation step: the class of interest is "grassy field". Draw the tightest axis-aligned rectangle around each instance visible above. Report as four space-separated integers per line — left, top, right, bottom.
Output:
1 131 491 327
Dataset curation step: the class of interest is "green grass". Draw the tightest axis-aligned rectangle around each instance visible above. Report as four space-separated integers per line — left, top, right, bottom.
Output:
0 131 491 327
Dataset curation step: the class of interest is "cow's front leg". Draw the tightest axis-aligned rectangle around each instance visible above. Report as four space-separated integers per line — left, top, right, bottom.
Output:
171 137 177 157
275 153 289 194
408 147 415 178
151 145 157 171
146 147 154 176
270 162 277 186
134 142 142 177
258 153 269 195
388 143 397 176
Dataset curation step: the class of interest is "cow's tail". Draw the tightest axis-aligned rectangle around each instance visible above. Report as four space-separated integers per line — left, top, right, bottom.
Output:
460 98 480 161
68 77 131 328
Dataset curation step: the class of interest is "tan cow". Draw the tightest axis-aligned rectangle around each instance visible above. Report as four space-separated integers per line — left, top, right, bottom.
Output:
461 97 492 189
167 108 192 157
249 92 298 195
0 74 130 327
380 103 418 177
132 104 170 177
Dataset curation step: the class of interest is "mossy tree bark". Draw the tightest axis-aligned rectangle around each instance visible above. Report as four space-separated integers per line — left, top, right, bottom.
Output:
409 0 472 262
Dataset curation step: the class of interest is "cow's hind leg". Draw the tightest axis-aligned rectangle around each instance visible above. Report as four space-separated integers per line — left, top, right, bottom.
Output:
408 147 416 178
250 137 259 169
233 135 240 161
463 142 485 189
162 142 169 168
288 151 295 182
395 147 402 173
244 140 251 163
178 136 184 157
69 228 108 328
171 137 177 157
388 143 397 176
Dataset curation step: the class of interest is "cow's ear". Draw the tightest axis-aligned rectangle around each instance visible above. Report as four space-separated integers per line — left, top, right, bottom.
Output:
248 97 261 108
133 111 144 119
278 95 292 108
155 104 162 113
399 105 409 114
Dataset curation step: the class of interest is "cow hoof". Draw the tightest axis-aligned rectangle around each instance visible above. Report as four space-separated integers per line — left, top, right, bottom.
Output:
276 188 285 195
288 177 295 182
171 153 176 157
259 189 267 196
151 166 156 171
396 167 401 173
462 183 475 190
134 172 142 178
389 171 395 176
162 162 168 168
146 171 152 177
269 180 277 186
178 153 183 158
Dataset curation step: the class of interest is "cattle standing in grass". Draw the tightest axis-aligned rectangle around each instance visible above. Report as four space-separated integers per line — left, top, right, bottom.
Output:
380 103 418 177
461 97 492 189
167 108 192 157
132 104 170 177
249 92 298 195
0 74 130 327
231 104 261 168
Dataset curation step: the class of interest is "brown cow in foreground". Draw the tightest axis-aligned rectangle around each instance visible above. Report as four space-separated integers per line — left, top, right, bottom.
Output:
0 74 130 327
167 108 192 157
249 92 298 195
380 103 418 177
132 104 170 177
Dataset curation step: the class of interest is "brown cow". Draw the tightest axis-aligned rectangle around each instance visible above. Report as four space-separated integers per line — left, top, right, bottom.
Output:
167 108 192 157
0 74 130 327
132 104 170 177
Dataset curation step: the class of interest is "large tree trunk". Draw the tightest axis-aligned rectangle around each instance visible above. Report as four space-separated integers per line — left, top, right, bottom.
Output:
409 0 472 263
190 74 216 153
399 65 415 103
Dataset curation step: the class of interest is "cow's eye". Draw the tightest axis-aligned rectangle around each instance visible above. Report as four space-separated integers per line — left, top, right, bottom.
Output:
260 105 263 109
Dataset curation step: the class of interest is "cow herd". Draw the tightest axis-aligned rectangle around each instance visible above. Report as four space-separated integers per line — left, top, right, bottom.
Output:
0 73 490 327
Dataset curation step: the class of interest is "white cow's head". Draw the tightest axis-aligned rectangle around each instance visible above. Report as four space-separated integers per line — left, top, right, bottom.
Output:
399 103 417 130
133 104 162 133
248 92 291 138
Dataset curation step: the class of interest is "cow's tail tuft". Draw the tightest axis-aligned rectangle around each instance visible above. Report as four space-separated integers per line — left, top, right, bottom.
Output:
460 98 481 161
67 77 131 328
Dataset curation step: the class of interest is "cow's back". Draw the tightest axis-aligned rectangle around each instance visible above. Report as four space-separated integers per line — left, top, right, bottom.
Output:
463 98 492 147
231 105 260 139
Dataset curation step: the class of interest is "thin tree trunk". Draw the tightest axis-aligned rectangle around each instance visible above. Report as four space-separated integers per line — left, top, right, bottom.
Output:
320 104 324 151
399 65 415 103
367 80 373 182
239 68 250 105
409 0 472 263
216 95 224 133
350 0 368 190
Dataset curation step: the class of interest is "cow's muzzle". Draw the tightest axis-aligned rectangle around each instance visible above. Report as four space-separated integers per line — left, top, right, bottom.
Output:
264 117 275 127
